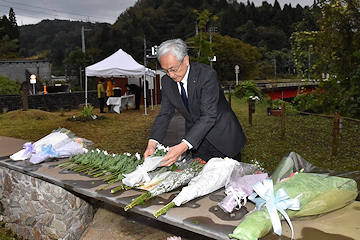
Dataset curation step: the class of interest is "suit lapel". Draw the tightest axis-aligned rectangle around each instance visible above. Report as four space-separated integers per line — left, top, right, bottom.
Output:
187 63 197 111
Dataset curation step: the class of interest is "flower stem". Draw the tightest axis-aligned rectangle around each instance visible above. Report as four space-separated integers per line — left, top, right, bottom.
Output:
124 191 152 211
153 201 176 218
110 185 125 194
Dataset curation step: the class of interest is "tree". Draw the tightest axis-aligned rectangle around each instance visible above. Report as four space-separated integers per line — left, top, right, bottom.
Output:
63 48 93 90
189 9 217 64
0 35 19 59
8 8 19 40
212 34 261 81
291 0 360 117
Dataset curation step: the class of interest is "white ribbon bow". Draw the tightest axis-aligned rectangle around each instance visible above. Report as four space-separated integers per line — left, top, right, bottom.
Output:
248 179 300 239
225 186 248 209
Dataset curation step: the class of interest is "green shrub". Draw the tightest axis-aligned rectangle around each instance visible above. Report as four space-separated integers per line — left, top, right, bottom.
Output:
81 104 94 117
234 81 262 99
0 76 21 95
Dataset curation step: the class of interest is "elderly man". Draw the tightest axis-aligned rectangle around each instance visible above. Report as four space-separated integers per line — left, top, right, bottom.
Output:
144 38 246 166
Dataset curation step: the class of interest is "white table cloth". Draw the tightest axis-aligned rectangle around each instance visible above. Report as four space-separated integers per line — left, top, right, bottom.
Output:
106 95 135 113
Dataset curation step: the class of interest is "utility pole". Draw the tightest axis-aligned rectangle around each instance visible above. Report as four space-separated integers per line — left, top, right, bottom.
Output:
81 26 91 91
209 27 217 68
81 26 91 53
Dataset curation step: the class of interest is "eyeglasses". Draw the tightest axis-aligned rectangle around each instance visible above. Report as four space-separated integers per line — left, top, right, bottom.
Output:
161 58 184 75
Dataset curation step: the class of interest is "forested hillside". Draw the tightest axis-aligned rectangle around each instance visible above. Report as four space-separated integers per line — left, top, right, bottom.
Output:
12 0 316 80
1 0 360 118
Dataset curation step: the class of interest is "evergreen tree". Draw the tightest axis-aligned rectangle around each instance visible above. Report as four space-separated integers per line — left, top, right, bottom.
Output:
7 8 19 40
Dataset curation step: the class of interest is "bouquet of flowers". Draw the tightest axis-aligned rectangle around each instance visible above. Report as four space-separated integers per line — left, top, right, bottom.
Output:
124 158 206 211
10 128 92 163
229 173 358 240
29 138 86 164
122 144 170 187
270 152 360 193
154 157 239 218
219 162 269 213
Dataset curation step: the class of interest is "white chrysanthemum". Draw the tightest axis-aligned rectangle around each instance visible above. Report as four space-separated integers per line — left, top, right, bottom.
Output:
135 152 141 160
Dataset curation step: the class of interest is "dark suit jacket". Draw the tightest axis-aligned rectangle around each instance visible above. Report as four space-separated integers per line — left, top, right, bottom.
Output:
149 61 246 158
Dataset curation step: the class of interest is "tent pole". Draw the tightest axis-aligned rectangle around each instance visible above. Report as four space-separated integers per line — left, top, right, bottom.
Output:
150 76 154 111
85 71 88 106
143 75 148 115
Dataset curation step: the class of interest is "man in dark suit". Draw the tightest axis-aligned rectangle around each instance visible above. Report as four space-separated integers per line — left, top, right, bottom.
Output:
144 38 246 166
125 83 141 110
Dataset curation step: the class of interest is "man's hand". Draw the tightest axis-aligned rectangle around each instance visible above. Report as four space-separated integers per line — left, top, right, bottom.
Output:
144 140 158 159
159 142 188 167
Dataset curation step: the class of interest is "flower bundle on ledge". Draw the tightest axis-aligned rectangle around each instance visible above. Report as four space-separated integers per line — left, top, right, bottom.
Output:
229 173 358 240
124 158 206 211
10 127 93 163
154 157 239 218
56 144 170 192
56 149 143 190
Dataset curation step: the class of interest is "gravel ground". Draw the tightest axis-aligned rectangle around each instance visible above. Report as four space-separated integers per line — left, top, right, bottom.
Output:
80 202 215 240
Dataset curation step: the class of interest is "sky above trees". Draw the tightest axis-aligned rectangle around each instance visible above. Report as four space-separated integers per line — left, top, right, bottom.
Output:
0 0 314 26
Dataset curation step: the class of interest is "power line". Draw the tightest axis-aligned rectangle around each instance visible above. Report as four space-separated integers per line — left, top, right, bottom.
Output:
0 3 87 22
0 0 114 23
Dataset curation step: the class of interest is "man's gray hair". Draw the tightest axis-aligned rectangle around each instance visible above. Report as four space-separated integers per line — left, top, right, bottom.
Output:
157 38 188 61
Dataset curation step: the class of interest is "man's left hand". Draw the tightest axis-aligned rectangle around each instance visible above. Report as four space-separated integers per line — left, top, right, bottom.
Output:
159 142 188 167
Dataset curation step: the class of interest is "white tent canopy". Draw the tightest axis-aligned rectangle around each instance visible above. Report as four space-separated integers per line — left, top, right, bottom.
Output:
86 49 147 78
84 49 155 114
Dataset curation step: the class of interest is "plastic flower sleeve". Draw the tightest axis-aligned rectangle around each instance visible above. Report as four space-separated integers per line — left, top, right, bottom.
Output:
219 172 268 213
10 128 92 161
10 131 69 161
229 173 358 240
122 156 164 187
270 152 316 185
172 157 239 206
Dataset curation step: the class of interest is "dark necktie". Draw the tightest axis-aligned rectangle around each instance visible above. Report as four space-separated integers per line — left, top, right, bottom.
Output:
180 82 189 111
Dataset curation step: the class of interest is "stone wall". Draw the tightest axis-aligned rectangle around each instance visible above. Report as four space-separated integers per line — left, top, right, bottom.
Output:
0 91 99 112
0 167 94 240
0 60 51 83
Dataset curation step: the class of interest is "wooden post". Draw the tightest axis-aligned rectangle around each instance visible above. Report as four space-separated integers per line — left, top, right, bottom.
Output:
21 82 29 111
248 98 252 126
280 101 285 139
332 109 340 155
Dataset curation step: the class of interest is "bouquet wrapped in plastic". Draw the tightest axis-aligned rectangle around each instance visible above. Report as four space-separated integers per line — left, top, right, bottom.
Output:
270 152 360 193
122 144 177 187
154 157 239 218
10 128 92 163
219 162 269 213
229 173 358 240
122 156 164 187
10 128 70 161
29 138 87 164
124 158 206 211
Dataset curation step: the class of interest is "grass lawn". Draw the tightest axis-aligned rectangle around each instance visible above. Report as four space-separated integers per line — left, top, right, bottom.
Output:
0 96 359 239
1 96 359 172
